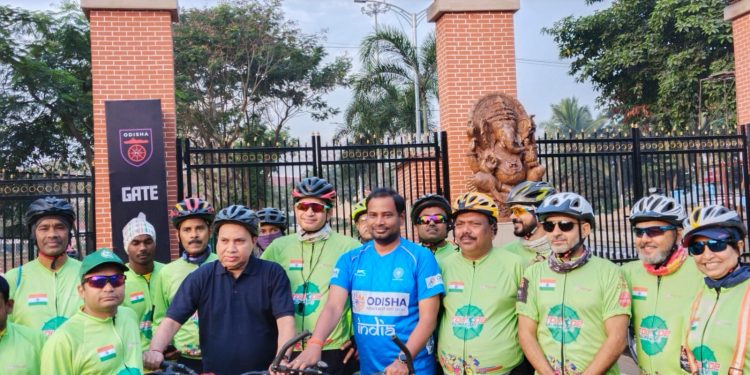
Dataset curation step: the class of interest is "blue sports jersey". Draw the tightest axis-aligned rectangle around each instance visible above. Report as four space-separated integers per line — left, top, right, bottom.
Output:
331 238 444 375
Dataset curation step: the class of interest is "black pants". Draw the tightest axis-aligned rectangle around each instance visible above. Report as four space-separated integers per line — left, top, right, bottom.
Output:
509 357 535 375
292 349 360 375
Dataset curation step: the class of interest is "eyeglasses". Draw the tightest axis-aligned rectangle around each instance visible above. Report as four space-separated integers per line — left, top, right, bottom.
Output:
416 214 448 225
82 274 127 288
510 206 534 216
632 225 676 238
295 202 330 213
688 239 734 256
541 221 576 233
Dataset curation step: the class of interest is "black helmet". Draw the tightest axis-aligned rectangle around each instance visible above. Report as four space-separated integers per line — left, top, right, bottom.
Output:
507 181 557 207
24 197 76 230
257 207 287 231
411 194 452 224
213 205 260 236
170 197 215 228
292 177 337 203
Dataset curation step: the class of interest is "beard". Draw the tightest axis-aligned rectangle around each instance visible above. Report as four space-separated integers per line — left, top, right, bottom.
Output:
513 219 536 237
639 248 670 265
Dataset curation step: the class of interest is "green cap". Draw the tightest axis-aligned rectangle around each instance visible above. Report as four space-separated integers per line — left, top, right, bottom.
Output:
79 248 128 278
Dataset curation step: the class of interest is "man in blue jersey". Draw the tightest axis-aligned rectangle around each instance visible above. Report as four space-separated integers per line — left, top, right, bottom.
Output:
290 187 444 375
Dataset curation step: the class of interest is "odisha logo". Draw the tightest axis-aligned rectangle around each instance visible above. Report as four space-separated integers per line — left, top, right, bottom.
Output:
120 129 153 167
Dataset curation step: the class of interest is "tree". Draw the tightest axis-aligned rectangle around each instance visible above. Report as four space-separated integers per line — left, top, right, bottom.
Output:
540 97 608 135
0 2 92 171
174 0 350 148
544 0 734 132
338 27 437 141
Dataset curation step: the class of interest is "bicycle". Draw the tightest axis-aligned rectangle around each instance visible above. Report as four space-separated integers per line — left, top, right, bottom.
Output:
149 361 199 375
239 330 329 375
373 335 414 375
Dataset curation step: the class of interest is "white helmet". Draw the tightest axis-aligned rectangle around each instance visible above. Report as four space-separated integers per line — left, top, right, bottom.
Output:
536 192 596 229
629 194 686 227
682 204 747 245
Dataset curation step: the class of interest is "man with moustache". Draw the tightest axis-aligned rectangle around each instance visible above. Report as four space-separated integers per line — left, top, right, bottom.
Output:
500 181 557 267
41 248 142 374
411 194 458 262
621 194 703 375
261 177 360 374
144 205 295 375
152 197 217 371
122 212 165 351
517 192 630 375
291 188 444 375
6 197 82 336
437 192 527 374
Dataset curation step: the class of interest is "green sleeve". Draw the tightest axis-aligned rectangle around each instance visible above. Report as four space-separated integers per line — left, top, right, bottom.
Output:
260 241 280 263
41 331 75 375
516 265 540 322
601 264 632 321
5 267 19 298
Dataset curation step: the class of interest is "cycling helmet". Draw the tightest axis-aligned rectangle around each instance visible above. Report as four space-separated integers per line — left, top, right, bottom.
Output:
629 194 686 226
682 205 747 245
24 197 76 230
452 192 499 223
411 194 452 223
213 205 260 236
257 207 287 231
351 198 367 221
292 177 337 203
506 181 557 207
170 197 215 228
536 192 596 228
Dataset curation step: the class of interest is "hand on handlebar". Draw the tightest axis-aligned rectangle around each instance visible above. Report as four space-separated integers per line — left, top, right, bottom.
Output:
143 350 165 371
287 345 322 372
384 359 409 375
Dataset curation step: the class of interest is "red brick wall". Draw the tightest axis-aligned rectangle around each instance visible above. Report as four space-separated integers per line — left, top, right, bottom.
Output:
89 10 179 259
734 14 750 126
434 11 518 202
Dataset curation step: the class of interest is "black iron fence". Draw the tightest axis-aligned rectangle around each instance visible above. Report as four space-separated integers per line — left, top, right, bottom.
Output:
0 171 95 272
177 132 450 239
538 125 750 261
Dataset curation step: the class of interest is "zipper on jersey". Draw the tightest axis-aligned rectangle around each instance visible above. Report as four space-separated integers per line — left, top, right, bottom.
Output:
647 276 662 373
462 261 477 375
698 289 721 373
560 273 567 373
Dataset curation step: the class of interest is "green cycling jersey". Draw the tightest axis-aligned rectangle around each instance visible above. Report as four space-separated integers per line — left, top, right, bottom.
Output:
123 261 164 351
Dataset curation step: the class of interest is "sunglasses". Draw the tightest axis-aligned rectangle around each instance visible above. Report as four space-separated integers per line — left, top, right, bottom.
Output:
541 221 576 233
510 206 534 216
632 225 676 238
295 202 330 213
416 214 448 225
688 239 735 256
83 274 127 288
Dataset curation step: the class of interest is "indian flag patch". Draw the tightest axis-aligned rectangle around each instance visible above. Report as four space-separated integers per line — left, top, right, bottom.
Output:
129 291 145 304
448 281 464 293
539 278 556 291
632 287 648 300
289 259 303 271
28 294 48 306
97 344 116 362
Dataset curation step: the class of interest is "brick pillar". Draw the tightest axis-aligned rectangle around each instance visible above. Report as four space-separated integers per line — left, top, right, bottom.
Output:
428 0 519 202
81 0 180 259
727 1 750 125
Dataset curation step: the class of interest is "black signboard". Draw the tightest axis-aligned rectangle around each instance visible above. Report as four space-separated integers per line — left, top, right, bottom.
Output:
105 100 170 263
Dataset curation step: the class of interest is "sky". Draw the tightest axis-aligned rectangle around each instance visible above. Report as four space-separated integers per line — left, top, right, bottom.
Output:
4 0 611 142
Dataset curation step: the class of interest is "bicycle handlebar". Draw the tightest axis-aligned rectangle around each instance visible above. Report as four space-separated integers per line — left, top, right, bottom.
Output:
150 360 199 375
239 330 329 375
373 335 415 375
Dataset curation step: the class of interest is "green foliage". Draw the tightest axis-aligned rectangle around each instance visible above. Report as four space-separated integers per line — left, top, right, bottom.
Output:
540 97 608 135
0 2 92 171
173 0 350 148
339 27 437 142
544 0 734 132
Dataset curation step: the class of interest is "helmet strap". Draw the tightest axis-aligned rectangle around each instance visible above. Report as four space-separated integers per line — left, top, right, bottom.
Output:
559 221 585 260
421 239 447 252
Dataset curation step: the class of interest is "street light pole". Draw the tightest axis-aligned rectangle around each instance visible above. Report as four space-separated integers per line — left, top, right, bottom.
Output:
354 0 427 139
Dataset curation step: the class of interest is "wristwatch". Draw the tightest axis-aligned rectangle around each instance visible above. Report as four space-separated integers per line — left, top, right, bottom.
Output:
397 352 408 364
